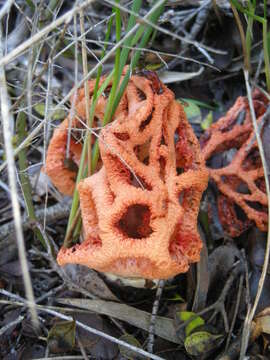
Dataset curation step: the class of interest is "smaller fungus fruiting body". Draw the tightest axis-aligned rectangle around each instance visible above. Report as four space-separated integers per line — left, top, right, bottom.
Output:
46 71 208 280
44 76 127 195
200 90 269 237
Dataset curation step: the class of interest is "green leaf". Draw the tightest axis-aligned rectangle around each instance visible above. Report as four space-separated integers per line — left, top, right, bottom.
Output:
180 98 216 110
181 99 201 124
34 103 66 120
199 210 210 237
184 331 223 356
267 30 270 59
201 111 213 130
176 311 205 336
145 63 163 71
230 0 265 23
47 320 76 352
168 293 185 302
119 334 143 360
25 0 35 11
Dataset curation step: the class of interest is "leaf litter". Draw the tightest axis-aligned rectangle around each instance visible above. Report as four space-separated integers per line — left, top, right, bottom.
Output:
1 1 270 359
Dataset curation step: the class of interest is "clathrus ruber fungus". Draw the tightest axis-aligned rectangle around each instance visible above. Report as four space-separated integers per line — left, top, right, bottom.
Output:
200 90 269 237
46 71 208 279
45 77 126 195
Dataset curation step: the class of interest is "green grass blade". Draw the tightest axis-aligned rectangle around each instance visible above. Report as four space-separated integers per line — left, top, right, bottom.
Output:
103 0 122 125
111 1 166 116
17 111 46 248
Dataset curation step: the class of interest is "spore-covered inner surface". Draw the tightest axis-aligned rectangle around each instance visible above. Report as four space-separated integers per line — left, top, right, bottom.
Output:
117 204 153 239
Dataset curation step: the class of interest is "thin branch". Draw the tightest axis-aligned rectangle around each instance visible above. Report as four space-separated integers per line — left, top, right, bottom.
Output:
0 0 96 67
0 25 38 327
0 315 24 336
0 0 14 21
225 275 244 351
0 200 71 241
147 280 165 353
0 178 25 207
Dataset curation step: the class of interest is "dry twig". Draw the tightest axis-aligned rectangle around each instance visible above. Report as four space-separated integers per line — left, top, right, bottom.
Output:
147 280 166 353
0 24 38 327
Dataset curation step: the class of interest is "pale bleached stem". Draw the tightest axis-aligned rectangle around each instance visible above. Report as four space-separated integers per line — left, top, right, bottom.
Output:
0 25 38 327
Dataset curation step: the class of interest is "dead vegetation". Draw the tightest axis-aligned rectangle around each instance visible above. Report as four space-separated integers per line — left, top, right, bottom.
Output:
1 1 270 359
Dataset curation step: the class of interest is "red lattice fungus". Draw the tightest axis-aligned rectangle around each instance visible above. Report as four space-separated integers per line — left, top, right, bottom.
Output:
200 90 269 237
47 71 208 279
44 77 126 195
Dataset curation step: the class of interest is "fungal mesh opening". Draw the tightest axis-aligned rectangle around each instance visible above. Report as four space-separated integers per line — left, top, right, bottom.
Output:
159 156 166 182
174 131 179 146
178 190 186 206
108 154 131 183
103 85 112 98
130 173 152 190
137 88 146 101
220 109 246 133
255 178 266 193
177 167 184 175
243 148 262 170
178 189 196 210
114 132 130 141
254 100 267 117
139 110 153 132
161 134 166 145
200 131 211 148
220 175 251 195
117 204 153 239
233 203 248 222
245 200 267 213
63 157 79 173
134 140 151 164
207 149 238 169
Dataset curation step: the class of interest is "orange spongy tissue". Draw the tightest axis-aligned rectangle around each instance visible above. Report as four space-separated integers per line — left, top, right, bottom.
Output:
200 90 269 237
46 71 208 280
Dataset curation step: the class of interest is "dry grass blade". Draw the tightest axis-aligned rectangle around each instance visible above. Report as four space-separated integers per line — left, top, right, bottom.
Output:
0 26 38 327
0 315 24 336
240 69 270 359
0 0 96 67
147 280 166 352
57 298 180 344
34 357 84 360
0 201 71 241
0 0 14 21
